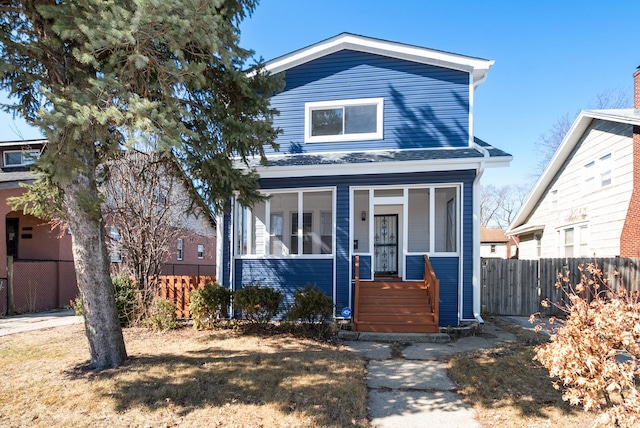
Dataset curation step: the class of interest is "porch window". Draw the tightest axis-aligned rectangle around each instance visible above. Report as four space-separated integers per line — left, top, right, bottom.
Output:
235 189 334 257
408 188 430 252
305 98 383 143
434 187 458 253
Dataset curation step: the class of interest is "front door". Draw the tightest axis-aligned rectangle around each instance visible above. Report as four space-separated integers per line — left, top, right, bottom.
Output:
6 218 18 259
374 214 397 275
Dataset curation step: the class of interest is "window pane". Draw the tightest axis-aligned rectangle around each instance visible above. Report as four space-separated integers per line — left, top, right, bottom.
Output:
321 211 332 254
4 152 22 166
408 188 430 252
345 105 377 134
434 188 457 252
564 228 574 257
311 108 343 136
270 192 297 255
270 213 284 255
600 154 612 187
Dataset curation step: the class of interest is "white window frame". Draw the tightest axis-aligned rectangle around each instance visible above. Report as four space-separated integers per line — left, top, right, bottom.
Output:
235 187 335 259
177 238 183 261
304 98 384 143
197 244 204 259
3 149 39 167
599 153 612 187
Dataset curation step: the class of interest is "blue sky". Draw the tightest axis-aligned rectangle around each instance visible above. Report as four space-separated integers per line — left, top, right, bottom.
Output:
2 0 638 188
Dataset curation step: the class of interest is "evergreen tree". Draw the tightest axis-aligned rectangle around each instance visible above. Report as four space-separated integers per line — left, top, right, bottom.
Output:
0 0 279 369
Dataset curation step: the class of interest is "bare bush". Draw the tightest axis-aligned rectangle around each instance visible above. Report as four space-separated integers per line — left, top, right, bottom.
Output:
534 263 640 427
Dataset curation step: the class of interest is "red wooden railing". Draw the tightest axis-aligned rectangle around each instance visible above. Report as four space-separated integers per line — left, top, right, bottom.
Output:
156 275 216 318
423 254 439 326
353 255 361 324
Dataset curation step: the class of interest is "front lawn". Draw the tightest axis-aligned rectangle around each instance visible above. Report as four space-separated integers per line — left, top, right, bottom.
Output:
0 323 368 427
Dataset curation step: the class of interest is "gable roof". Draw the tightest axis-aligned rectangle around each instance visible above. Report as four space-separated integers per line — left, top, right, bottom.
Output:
507 109 640 235
263 33 494 87
481 227 509 243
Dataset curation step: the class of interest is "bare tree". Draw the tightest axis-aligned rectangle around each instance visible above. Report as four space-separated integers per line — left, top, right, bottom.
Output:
480 184 529 229
102 151 208 319
533 88 632 176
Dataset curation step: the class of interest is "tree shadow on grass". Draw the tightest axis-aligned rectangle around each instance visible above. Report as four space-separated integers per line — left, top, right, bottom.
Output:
448 321 595 424
65 342 365 427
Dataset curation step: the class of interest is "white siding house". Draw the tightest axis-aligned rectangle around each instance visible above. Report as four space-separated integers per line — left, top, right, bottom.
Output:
508 109 640 259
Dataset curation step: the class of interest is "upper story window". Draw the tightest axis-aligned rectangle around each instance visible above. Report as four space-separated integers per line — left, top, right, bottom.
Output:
305 98 383 143
583 153 612 193
3 149 39 167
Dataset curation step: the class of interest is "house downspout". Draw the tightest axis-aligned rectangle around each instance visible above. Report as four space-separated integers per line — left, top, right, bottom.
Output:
471 141 490 325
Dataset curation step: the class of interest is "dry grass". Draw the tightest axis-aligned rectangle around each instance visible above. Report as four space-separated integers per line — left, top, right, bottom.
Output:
448 317 596 428
0 324 368 427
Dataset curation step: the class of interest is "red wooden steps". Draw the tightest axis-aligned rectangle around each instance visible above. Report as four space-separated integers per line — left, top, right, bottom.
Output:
354 280 439 333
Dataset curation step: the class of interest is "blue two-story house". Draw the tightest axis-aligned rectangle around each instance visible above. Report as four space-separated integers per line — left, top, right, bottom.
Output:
216 33 511 331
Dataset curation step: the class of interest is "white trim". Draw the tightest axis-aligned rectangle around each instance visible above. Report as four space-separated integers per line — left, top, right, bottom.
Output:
261 33 494 87
216 209 224 284
254 156 511 179
304 98 384 143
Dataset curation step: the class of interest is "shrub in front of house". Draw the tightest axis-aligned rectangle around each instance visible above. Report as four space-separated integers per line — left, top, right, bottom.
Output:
534 263 640 427
189 282 232 330
287 283 333 324
234 284 283 325
145 298 178 330
112 273 141 327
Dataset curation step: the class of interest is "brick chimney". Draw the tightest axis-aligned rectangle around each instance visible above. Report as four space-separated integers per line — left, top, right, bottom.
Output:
619 67 640 257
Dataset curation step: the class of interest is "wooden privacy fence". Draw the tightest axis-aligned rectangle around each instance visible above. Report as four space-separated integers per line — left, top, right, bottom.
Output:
481 257 640 317
157 275 215 318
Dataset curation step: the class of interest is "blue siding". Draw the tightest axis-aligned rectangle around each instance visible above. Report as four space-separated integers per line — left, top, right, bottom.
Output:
406 255 425 281
268 50 469 155
429 257 460 326
234 258 334 311
352 255 372 280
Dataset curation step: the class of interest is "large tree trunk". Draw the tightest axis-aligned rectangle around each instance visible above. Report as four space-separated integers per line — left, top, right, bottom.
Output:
64 144 127 369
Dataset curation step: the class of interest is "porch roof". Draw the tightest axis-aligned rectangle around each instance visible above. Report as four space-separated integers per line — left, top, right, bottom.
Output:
250 137 511 169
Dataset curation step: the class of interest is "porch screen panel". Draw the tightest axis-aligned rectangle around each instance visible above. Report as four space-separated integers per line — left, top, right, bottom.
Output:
434 187 457 253
252 201 266 255
270 192 297 255
407 188 430 252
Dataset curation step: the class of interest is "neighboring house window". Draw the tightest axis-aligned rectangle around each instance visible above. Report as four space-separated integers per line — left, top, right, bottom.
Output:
235 189 334 257
3 149 39 167
599 153 612 187
583 154 612 192
197 244 204 259
305 98 383 143
177 238 183 261
535 233 542 258
108 226 122 262
564 228 574 257
583 161 595 193
550 190 558 210
490 244 496 254
579 225 589 257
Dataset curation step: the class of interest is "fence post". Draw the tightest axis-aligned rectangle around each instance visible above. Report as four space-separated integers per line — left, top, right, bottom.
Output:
7 256 14 315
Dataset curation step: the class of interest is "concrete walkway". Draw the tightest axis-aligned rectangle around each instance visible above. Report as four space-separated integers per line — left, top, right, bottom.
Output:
342 322 518 428
0 309 83 337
